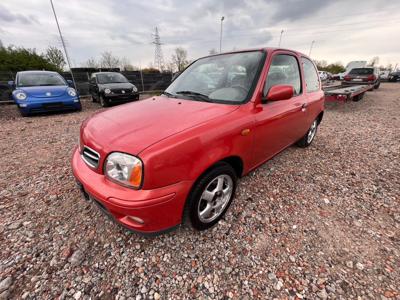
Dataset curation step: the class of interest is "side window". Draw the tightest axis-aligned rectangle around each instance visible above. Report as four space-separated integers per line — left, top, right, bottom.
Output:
264 54 301 96
302 57 320 92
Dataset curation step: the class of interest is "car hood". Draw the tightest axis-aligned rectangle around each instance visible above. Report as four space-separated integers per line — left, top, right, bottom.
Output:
18 85 68 98
99 82 134 90
82 96 239 155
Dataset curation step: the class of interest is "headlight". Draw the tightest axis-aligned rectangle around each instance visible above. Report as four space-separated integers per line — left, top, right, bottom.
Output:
14 91 27 100
67 87 77 97
132 85 138 92
105 152 143 188
104 88 111 94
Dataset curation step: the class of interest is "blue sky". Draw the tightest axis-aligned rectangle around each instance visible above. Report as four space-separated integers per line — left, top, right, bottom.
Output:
1 0 399 69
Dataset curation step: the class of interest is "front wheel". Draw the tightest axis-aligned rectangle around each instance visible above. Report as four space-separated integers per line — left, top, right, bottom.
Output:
184 163 237 231
19 109 29 117
374 82 380 89
297 118 318 148
99 95 108 107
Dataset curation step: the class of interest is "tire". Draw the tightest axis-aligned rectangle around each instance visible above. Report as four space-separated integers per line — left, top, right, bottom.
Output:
297 118 318 148
352 93 364 102
184 162 237 231
91 94 97 102
374 82 380 89
19 109 29 117
99 95 108 107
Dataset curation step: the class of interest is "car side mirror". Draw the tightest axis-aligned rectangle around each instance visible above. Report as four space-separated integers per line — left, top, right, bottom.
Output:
67 80 74 87
262 85 294 103
8 81 15 89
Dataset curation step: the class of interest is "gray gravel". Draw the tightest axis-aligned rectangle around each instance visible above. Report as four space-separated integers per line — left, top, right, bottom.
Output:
0 84 399 299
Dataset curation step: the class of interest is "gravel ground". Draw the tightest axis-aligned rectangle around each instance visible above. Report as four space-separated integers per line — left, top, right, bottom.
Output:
0 84 399 300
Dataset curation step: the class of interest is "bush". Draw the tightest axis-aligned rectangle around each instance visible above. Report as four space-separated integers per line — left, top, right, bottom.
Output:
0 45 60 72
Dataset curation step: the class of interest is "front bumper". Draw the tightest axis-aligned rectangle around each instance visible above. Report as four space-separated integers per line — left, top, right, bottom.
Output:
16 96 81 114
71 147 192 234
104 93 139 102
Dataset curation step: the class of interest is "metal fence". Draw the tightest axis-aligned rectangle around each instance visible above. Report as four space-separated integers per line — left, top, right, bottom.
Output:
0 70 173 102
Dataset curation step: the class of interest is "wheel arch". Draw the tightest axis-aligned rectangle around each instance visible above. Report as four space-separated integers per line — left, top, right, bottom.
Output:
182 155 243 224
317 111 324 125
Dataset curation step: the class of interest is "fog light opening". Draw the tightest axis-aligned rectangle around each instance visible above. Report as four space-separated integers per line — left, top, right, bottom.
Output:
128 215 144 224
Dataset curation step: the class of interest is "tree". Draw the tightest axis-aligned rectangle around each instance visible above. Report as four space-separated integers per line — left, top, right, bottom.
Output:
171 47 189 72
141 67 160 73
0 39 3 49
369 56 379 67
314 60 345 74
0 45 59 72
100 51 120 68
119 57 138 71
44 46 66 70
84 57 98 68
209 48 218 55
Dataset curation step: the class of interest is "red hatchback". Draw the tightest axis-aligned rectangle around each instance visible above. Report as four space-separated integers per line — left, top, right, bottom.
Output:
72 48 324 234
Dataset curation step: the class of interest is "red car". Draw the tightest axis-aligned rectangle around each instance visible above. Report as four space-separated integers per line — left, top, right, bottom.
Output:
72 48 324 234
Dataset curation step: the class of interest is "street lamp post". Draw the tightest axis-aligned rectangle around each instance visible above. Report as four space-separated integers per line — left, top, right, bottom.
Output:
278 30 284 47
309 40 315 57
219 16 225 53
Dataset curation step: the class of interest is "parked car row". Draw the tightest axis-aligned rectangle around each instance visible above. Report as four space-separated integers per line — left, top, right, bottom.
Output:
8 70 139 116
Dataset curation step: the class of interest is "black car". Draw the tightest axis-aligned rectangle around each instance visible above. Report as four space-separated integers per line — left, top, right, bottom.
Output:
89 72 139 107
388 71 400 82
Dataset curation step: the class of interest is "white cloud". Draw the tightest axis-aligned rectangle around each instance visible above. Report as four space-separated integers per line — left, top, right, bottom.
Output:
0 0 399 68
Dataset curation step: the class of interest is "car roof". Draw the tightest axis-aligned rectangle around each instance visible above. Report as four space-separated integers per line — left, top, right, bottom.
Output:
93 72 121 75
17 70 59 74
202 47 310 60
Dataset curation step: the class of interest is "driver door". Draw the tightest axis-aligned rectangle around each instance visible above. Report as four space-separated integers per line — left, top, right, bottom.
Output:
252 52 307 166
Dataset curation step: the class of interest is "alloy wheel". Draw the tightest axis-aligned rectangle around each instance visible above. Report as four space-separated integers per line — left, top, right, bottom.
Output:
197 174 233 223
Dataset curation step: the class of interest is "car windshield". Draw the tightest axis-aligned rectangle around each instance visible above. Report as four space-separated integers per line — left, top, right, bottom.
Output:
349 68 374 75
17 72 66 87
164 51 264 104
97 73 128 84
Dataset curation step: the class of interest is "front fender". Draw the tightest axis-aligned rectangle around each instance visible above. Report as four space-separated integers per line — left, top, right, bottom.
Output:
139 109 254 190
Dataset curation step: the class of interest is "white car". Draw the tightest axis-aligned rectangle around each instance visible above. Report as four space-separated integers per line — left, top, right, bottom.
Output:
318 71 329 81
380 71 390 80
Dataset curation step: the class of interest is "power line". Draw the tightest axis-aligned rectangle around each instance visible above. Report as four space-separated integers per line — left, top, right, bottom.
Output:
152 27 164 71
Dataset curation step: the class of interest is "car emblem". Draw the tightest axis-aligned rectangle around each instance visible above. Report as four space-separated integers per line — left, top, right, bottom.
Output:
46 92 51 96
121 90 125 94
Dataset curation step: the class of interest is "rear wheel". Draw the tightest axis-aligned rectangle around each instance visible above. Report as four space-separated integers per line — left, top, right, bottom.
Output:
297 118 318 148
374 81 380 89
184 163 237 231
352 93 364 102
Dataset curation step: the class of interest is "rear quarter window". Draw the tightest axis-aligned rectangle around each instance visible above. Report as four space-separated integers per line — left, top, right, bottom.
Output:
301 58 320 93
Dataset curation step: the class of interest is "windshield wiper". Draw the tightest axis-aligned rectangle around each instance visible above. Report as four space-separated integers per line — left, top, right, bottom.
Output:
175 91 212 102
162 91 177 98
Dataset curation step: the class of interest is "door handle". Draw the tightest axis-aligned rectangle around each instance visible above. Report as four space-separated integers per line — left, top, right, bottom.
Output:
301 103 307 112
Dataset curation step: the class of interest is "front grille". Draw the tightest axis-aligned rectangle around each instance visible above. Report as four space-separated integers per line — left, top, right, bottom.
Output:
82 146 100 169
112 89 131 94
42 102 63 109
